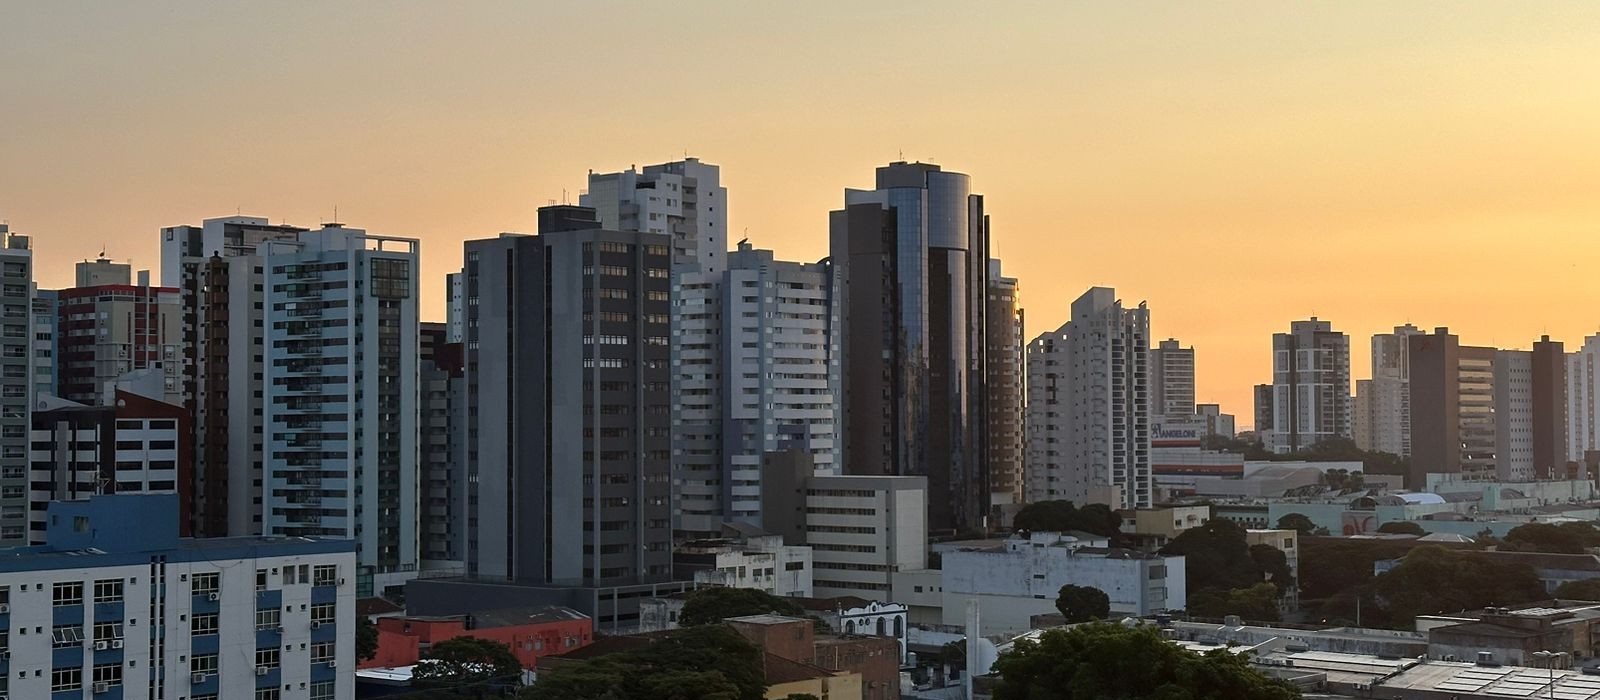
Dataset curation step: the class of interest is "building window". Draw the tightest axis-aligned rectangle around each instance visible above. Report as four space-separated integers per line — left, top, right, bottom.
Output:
52 581 83 606
255 690 281 700
255 647 280 670
93 578 123 603
192 572 220 595
94 621 123 640
310 681 335 700
51 667 82 691
191 653 218 675
311 641 334 663
312 565 338 586
191 613 219 636
256 608 281 631
52 624 84 648
256 569 268 591
311 603 335 625
93 662 122 687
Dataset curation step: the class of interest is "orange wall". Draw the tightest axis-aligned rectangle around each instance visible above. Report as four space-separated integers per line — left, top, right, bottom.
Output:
362 616 593 670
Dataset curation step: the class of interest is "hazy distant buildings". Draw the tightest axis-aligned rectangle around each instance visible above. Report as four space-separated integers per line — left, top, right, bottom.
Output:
829 161 993 533
583 157 727 273
419 321 463 570
1197 403 1236 439
54 274 182 406
0 227 32 546
672 240 836 539
985 260 1025 507
1259 318 1351 454
1353 324 1422 457
1568 334 1600 468
1150 339 1195 419
1025 287 1151 509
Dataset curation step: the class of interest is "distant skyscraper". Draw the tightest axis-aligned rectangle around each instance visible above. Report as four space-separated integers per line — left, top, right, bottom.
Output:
1531 336 1569 478
445 271 465 343
1025 287 1151 509
461 206 673 586
1567 334 1600 468
673 240 836 539
1261 318 1351 453
419 322 463 569
829 161 992 532
261 224 421 596
0 226 32 547
1150 339 1196 418
1353 324 1421 456
1196 403 1236 439
31 288 58 400
583 158 727 272
74 255 132 287
985 260 1025 507
1408 328 1499 486
53 276 183 406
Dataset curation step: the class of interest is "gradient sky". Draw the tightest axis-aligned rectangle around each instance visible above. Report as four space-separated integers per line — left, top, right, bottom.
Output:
4 2 1600 425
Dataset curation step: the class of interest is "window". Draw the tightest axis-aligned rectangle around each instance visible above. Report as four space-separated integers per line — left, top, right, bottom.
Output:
255 647 280 669
52 624 84 648
94 621 123 640
51 667 82 691
310 681 335 700
311 641 334 662
53 581 84 606
256 690 281 700
93 578 124 603
256 569 268 591
93 662 122 687
313 565 338 586
255 608 280 631
192 572 219 594
190 653 218 674
191 613 219 636
311 603 335 624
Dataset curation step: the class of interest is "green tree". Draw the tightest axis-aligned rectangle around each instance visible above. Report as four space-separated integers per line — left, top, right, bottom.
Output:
1504 522 1600 554
1554 578 1600 601
524 624 765 700
1377 521 1426 536
1188 583 1282 622
1160 519 1261 592
356 615 378 662
1249 544 1294 590
1371 546 1546 624
989 622 1300 700
1055 584 1111 624
678 587 809 627
1275 513 1317 535
412 637 522 689
1012 501 1123 540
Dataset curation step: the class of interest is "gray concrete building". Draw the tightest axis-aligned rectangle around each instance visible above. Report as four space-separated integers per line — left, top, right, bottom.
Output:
0 226 32 546
1261 317 1351 454
1150 338 1195 419
985 260 1025 508
582 157 727 273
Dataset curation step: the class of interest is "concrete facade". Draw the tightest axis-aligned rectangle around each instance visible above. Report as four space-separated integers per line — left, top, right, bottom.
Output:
1262 318 1351 454
0 227 31 547
804 474 928 599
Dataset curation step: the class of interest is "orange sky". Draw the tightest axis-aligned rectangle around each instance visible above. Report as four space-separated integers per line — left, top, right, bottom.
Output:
4 2 1600 425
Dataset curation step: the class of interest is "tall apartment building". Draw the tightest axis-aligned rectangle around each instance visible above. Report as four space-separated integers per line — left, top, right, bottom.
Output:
1568 334 1600 469
985 260 1025 507
0 493 357 700
829 161 992 533
673 240 836 539
32 288 58 399
460 206 672 586
583 157 727 272
1354 324 1421 456
1024 288 1151 509
0 226 32 547
1532 336 1569 479
53 274 183 406
260 225 420 596
1149 338 1196 418
74 255 132 287
445 271 465 343
1495 349 1535 482
1260 318 1351 453
419 322 463 570
1196 404 1236 439
162 216 308 537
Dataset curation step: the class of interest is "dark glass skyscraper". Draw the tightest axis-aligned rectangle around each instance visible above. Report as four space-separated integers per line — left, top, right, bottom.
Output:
829 162 991 533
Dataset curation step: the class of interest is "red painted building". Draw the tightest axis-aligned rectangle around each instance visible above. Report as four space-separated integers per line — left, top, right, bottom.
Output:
363 606 592 670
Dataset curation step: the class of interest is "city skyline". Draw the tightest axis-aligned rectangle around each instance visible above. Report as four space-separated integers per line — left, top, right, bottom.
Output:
6 3 1600 423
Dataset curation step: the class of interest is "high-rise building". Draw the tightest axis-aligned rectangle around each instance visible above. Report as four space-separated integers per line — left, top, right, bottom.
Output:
74 255 132 287
53 275 183 406
1025 288 1152 509
1567 334 1600 469
985 260 1025 508
1354 324 1422 456
419 322 464 570
445 271 465 343
583 157 727 273
461 206 673 586
1196 403 1236 439
829 161 992 532
1531 336 1569 478
1494 349 1535 481
31 288 58 399
0 226 33 547
1260 318 1351 453
673 240 836 539
1408 328 1500 486
260 224 420 596
162 216 307 537
1150 339 1196 418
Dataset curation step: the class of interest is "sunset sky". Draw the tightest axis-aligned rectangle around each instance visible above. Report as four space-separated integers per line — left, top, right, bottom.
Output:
4 2 1600 425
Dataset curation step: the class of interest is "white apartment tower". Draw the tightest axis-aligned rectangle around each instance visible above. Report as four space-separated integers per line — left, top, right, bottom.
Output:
1025 287 1151 509
1568 334 1600 466
1149 339 1195 418
674 240 836 538
0 226 32 547
1354 324 1421 456
583 158 728 273
261 225 420 597
1262 318 1351 454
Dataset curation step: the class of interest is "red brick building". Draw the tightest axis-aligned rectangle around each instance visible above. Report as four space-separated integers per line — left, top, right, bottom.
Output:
363 606 592 670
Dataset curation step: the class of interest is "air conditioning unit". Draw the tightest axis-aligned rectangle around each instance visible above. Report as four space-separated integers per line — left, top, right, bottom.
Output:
0 603 9 613
310 621 322 630
191 673 208 684
92 681 109 693
111 640 124 649
338 578 346 586
207 592 220 602
327 660 337 669
94 640 109 650
256 666 270 676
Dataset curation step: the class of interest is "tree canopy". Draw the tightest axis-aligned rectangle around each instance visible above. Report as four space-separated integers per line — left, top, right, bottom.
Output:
357 616 378 662
1554 578 1600 601
1249 544 1293 589
678 586 810 627
1055 584 1111 624
1013 501 1123 540
1376 521 1426 536
1160 519 1264 592
1503 522 1600 554
989 622 1300 700
413 637 523 689
1370 546 1546 624
1275 513 1317 536
523 625 765 700
1187 583 1282 622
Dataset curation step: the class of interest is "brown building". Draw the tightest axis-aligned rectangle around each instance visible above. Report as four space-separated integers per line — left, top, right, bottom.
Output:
728 614 899 700
984 261 1025 510
1532 335 1570 479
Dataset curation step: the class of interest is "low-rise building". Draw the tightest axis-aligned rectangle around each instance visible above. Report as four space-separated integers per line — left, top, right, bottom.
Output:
802 475 928 599
364 606 592 671
1123 505 1211 550
673 523 813 597
793 597 910 664
0 493 357 700
941 532 1186 635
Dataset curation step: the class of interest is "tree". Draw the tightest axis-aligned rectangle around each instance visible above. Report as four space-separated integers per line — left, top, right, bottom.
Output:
412 637 523 689
524 624 765 700
1188 583 1282 622
1504 522 1600 554
1377 521 1426 536
1371 546 1546 625
678 587 809 627
1554 578 1600 601
1012 500 1123 540
356 615 378 662
1055 584 1111 624
1249 544 1294 590
989 622 1300 700
1160 519 1261 592
1276 513 1317 535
